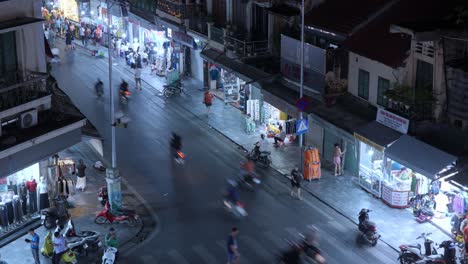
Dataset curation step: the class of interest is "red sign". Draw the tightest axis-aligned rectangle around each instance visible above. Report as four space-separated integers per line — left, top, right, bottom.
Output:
295 97 309 112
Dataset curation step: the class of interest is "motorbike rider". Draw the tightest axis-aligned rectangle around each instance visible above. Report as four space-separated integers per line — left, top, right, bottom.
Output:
95 78 104 97
303 227 326 264
240 158 256 183
225 180 240 205
170 132 182 156
253 134 269 160
119 79 129 97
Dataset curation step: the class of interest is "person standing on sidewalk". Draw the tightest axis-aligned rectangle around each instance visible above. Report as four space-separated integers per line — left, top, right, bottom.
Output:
290 167 303 200
79 26 85 46
333 143 345 176
203 90 214 114
25 228 40 264
75 159 87 192
105 228 120 260
52 232 67 264
134 67 142 91
227 227 240 264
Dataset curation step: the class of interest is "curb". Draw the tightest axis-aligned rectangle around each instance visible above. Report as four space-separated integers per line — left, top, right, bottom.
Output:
78 141 159 252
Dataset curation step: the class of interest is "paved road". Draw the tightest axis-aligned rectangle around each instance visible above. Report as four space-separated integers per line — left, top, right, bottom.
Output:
51 42 399 263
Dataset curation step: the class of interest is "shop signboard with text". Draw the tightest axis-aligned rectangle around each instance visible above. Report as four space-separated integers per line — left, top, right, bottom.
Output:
172 31 195 49
280 35 326 95
376 108 409 134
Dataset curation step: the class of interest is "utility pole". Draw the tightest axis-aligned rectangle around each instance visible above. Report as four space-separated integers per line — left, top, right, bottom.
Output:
106 0 122 212
299 0 305 171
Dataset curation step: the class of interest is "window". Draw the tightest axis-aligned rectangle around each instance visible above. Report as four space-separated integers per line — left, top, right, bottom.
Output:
358 69 369 100
0 31 17 78
415 60 433 93
377 77 390 106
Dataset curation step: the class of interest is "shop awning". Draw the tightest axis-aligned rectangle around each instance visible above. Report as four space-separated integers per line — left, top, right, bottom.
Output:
447 171 468 188
354 121 402 151
385 134 457 179
0 17 44 34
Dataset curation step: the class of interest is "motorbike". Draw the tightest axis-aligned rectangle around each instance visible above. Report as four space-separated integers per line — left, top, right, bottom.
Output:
62 219 102 255
237 172 261 191
102 247 118 264
248 144 272 167
170 134 184 164
278 233 326 264
119 90 131 103
95 201 139 226
40 231 78 264
398 233 457 264
357 208 380 246
98 187 109 206
410 194 435 223
41 195 70 229
163 80 183 98
95 80 104 98
223 199 248 219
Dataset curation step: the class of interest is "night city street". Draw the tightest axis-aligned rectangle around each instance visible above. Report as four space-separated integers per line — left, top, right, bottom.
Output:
50 40 398 263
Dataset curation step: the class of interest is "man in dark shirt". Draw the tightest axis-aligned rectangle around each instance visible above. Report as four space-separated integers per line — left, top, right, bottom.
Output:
227 227 240 264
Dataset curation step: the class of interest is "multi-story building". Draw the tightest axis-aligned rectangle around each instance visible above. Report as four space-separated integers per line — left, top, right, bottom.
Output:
0 0 90 241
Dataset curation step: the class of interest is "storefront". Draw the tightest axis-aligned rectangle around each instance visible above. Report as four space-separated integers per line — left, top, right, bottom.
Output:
354 121 402 197
58 0 79 21
383 135 457 209
306 113 358 175
145 29 172 76
0 162 45 237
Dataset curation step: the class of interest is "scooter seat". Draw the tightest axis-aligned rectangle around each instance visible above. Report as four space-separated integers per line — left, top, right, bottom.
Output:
118 209 135 215
66 237 82 243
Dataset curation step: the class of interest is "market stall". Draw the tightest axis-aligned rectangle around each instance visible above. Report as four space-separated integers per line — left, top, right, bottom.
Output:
354 121 401 197
383 135 457 208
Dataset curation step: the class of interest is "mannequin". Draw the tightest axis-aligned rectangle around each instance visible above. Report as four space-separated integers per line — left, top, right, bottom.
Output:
0 202 7 229
18 179 28 215
26 177 38 214
38 177 50 210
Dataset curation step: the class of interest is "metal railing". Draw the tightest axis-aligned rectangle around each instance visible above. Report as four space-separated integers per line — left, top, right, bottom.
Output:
385 99 433 121
224 35 270 57
0 71 51 112
157 0 187 19
210 25 224 44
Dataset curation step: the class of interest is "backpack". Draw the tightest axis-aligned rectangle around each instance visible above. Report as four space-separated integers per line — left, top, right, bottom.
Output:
204 93 213 104
293 170 303 183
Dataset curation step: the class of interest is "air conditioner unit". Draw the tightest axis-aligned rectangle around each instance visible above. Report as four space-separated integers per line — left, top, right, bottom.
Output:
20 109 38 129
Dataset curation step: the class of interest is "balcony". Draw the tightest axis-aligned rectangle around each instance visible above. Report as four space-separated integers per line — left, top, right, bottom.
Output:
157 0 205 23
224 35 270 59
383 86 434 121
0 71 52 119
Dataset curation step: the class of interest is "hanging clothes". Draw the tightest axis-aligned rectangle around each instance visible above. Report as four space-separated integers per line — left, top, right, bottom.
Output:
0 204 7 227
452 193 465 214
18 183 28 215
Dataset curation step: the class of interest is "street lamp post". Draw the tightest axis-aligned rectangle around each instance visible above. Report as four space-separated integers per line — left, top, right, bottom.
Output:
299 0 305 170
105 0 122 212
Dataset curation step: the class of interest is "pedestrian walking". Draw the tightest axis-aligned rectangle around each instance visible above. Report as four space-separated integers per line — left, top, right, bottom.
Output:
48 28 55 47
65 30 73 51
79 26 85 46
290 167 303 200
25 228 40 264
105 227 119 260
227 227 240 264
52 232 67 264
75 159 87 192
134 68 142 91
203 90 214 113
333 143 345 176
115 38 121 58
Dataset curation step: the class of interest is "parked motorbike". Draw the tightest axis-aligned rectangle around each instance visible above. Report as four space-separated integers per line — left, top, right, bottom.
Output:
357 208 380 246
98 187 109 206
410 194 435 223
102 247 118 264
163 80 183 98
95 201 139 226
248 145 272 167
398 234 457 264
41 195 70 229
40 231 78 264
63 219 102 255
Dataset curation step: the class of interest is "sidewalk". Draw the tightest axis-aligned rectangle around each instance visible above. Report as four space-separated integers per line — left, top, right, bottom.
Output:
62 38 450 250
1 142 145 264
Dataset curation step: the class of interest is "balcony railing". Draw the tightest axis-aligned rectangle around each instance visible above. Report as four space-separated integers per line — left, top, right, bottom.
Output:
157 0 205 20
209 25 225 44
225 35 270 58
0 71 51 112
384 98 434 121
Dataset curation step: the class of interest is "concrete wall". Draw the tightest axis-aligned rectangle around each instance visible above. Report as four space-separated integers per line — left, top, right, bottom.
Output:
0 0 47 73
348 52 403 106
